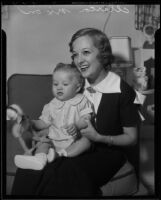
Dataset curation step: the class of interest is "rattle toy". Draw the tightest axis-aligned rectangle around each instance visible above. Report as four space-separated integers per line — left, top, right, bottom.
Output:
7 104 36 155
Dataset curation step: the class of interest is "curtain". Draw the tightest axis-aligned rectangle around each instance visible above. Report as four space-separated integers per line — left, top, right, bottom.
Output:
135 5 160 31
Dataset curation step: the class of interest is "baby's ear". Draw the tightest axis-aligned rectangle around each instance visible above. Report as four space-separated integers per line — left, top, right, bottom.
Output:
76 83 82 93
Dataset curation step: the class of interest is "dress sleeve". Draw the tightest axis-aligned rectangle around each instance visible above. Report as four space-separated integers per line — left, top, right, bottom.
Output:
120 80 141 127
39 103 52 125
78 96 94 117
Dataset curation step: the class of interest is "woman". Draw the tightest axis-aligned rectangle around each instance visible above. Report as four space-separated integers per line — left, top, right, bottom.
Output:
11 28 140 196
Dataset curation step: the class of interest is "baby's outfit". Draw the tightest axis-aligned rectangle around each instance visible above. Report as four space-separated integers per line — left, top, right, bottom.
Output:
14 94 94 170
40 93 93 151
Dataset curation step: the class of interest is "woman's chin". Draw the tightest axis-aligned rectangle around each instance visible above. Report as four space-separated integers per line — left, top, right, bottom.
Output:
81 71 90 79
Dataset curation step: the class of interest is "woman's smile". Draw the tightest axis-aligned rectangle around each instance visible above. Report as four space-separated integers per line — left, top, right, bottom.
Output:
79 64 89 72
72 36 107 84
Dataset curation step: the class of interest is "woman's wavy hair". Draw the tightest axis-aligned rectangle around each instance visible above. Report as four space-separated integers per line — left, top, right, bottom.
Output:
69 28 113 70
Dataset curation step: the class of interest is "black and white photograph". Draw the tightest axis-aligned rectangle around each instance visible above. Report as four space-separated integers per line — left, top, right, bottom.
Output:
1 2 160 199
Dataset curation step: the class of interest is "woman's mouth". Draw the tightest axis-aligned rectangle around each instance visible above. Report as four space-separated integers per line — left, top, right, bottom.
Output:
80 65 89 72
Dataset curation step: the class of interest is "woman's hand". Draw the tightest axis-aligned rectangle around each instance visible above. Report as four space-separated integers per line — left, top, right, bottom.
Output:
147 104 154 118
64 124 78 140
80 120 101 142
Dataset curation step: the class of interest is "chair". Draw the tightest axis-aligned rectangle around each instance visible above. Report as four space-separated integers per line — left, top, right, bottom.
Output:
6 74 140 196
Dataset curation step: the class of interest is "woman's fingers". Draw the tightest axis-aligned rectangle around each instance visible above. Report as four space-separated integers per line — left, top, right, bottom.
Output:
68 127 77 136
64 124 77 136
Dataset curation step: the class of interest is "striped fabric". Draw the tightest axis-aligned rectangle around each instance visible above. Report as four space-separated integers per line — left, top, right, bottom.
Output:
135 5 160 31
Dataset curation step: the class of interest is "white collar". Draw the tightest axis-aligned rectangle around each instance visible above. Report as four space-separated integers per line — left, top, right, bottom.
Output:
51 94 85 109
85 71 121 93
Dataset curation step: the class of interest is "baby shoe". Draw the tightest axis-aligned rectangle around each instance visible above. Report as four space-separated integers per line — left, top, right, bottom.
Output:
14 153 47 170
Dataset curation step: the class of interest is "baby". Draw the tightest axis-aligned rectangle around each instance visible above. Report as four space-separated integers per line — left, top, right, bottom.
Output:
14 63 94 170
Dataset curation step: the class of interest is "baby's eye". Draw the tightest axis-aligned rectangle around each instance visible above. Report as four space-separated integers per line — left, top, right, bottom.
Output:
53 83 58 86
63 83 69 86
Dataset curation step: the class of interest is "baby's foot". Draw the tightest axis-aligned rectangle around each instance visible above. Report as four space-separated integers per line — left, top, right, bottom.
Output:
14 153 47 170
47 148 56 162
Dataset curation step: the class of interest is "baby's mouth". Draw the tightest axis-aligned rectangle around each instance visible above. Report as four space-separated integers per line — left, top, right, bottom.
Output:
57 92 63 96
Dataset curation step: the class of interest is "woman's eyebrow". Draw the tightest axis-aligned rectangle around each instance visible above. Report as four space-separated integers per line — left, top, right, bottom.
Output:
73 48 91 52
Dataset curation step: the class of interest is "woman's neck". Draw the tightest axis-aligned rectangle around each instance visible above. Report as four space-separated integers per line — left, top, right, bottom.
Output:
88 69 109 86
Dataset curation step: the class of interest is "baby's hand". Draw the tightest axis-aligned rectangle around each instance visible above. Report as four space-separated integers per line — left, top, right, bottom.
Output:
63 124 78 137
39 136 51 143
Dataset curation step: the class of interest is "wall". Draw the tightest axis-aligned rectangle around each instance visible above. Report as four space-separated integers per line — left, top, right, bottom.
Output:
2 5 144 80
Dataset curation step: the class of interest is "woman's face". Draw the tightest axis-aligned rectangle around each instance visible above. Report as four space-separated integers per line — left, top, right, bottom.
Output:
71 36 106 84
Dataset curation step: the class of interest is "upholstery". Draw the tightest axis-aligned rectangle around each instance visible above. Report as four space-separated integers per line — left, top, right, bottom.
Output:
6 74 139 196
139 92 155 194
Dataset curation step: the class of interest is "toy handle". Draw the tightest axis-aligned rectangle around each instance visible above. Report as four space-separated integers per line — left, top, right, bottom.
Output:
17 136 30 154
12 123 34 155
17 136 36 155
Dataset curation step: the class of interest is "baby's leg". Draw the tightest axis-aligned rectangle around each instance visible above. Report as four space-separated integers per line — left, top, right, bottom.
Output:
14 143 53 170
36 142 56 163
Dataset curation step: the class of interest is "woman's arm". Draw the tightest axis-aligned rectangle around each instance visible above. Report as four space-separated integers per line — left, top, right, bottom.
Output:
80 120 138 146
98 126 137 146
64 136 91 157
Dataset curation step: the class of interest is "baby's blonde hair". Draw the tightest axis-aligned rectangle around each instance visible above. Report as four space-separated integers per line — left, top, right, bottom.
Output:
53 63 85 93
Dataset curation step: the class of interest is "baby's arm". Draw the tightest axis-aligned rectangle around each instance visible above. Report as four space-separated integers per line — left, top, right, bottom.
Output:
31 120 50 142
64 136 91 157
31 119 50 131
65 114 92 138
62 114 92 157
31 102 52 132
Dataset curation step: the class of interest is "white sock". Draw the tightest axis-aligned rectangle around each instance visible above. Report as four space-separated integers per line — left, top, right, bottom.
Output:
47 148 56 162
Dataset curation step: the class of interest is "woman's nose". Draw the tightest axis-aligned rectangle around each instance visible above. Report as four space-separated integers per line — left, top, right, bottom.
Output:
77 54 84 64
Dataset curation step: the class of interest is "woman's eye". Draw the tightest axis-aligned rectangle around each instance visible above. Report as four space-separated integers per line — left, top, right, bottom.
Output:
72 53 77 58
83 51 90 55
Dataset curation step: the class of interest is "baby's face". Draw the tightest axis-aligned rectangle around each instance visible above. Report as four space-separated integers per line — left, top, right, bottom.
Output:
52 70 80 101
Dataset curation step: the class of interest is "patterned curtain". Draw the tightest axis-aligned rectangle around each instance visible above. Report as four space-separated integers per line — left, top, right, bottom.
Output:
135 5 160 31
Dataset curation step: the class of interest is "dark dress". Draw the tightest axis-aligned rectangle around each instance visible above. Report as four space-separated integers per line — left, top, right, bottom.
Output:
11 79 140 197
